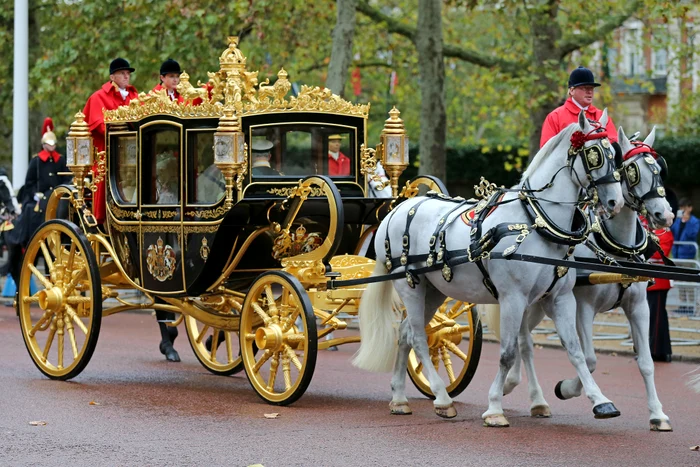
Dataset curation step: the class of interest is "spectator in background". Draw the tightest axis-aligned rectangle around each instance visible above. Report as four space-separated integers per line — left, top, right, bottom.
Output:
670 198 699 259
645 218 674 362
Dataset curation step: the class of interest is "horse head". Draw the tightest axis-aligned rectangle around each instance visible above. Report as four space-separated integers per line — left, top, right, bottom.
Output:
565 109 623 219
617 126 673 228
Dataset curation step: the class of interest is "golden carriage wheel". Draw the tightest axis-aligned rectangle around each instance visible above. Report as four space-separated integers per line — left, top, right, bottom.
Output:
407 301 482 399
17 219 102 380
240 271 317 406
184 316 253 376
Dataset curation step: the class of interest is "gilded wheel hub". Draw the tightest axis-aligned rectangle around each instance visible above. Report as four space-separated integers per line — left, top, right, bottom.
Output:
38 287 65 313
255 324 284 351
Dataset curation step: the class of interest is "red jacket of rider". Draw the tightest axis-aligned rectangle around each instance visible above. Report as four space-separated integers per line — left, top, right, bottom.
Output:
647 227 674 291
540 98 618 148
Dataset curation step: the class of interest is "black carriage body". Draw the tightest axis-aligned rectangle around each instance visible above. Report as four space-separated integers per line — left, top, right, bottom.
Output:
105 112 390 297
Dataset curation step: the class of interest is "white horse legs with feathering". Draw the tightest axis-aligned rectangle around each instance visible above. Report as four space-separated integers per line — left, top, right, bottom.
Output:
353 110 624 426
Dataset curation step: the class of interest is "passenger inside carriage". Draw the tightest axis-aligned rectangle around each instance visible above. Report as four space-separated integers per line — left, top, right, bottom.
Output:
155 150 179 204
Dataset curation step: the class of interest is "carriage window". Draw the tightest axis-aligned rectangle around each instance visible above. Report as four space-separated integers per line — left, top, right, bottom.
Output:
249 125 355 178
189 131 225 204
142 127 180 205
114 136 137 204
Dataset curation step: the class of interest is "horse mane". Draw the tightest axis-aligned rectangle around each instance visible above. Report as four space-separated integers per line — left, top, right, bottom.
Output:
520 123 579 182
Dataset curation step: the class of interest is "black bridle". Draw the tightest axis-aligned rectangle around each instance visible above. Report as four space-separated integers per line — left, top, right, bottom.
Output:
566 124 621 204
619 142 668 217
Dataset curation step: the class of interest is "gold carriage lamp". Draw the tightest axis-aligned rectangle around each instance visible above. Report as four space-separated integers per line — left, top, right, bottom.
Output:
380 106 409 197
65 111 94 206
214 107 247 208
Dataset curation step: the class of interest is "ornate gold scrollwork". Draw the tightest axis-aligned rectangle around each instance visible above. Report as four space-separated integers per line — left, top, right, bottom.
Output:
90 150 107 192
474 177 498 199
266 186 325 198
360 143 389 192
108 202 139 220
272 225 324 261
185 206 228 219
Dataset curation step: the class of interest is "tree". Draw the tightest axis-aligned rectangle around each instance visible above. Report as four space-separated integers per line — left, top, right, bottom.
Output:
357 0 642 165
326 0 358 97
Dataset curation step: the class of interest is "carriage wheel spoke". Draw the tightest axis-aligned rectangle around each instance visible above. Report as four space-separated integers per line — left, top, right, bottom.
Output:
39 240 55 272
267 352 280 391
66 242 76 272
64 304 88 335
42 318 58 362
253 349 273 373
57 315 66 370
65 318 79 359
196 325 210 344
29 310 54 337
50 232 63 265
225 332 233 364
210 328 220 363
264 285 279 319
29 264 52 289
440 346 456 383
63 267 88 297
415 360 423 375
252 302 272 326
282 352 292 390
443 340 468 362
284 345 302 371
431 350 440 372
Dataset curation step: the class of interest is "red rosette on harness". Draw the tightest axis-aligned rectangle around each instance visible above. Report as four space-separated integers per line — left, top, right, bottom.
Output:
623 141 658 161
570 125 609 151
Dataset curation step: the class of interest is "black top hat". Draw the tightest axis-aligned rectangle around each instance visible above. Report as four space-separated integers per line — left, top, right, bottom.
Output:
568 66 600 88
160 58 181 76
110 57 135 74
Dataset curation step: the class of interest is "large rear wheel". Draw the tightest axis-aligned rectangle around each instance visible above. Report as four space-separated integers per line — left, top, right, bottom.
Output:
18 219 102 380
240 271 317 405
407 301 482 399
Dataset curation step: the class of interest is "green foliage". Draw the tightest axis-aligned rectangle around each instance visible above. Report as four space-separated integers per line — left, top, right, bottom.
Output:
653 136 700 190
402 143 525 197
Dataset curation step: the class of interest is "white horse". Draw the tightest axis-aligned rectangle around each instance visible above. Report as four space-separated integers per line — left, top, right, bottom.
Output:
503 127 676 431
353 110 624 426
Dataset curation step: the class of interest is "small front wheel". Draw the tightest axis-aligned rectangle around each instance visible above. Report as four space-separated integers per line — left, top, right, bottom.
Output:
185 315 246 376
240 271 317 405
18 219 102 380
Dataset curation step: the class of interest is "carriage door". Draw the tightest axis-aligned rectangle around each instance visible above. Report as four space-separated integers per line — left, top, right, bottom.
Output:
138 122 185 294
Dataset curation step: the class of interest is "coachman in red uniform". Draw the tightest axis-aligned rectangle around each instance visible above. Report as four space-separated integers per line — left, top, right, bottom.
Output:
540 66 618 148
327 134 351 176
82 58 139 223
152 58 184 103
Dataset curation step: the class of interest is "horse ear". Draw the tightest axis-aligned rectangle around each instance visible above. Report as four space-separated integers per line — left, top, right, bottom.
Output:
578 109 589 131
644 126 656 147
599 108 609 128
618 126 632 156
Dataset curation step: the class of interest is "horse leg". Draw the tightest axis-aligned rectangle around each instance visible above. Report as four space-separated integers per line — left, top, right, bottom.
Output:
547 292 619 419
624 290 672 431
389 318 413 415
519 322 551 417
555 300 597 401
502 325 522 396
482 295 527 427
401 283 455 418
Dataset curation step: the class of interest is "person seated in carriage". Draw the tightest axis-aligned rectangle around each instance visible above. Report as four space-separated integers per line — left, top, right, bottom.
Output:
250 139 280 176
155 151 179 204
540 66 618 148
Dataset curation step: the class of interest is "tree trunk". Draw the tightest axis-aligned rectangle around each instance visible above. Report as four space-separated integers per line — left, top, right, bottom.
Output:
415 0 446 181
326 0 358 97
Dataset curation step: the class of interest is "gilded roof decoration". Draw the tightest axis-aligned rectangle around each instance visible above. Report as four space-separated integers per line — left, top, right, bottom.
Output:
104 36 369 123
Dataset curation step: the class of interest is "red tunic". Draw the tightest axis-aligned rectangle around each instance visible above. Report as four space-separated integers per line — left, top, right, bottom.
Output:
540 98 618 148
152 83 184 103
648 228 674 291
82 81 138 222
328 151 351 176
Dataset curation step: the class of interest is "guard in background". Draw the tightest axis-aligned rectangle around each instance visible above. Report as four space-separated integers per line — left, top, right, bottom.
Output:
6 118 70 289
647 223 674 362
83 58 139 224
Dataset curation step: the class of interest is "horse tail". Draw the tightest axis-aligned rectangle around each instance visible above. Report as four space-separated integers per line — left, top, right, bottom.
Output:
352 261 402 373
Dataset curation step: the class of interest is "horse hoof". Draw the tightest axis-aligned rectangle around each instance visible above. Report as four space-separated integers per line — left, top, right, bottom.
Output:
434 403 457 419
483 414 510 427
530 405 552 418
554 381 567 400
593 402 620 419
389 402 412 415
650 419 673 432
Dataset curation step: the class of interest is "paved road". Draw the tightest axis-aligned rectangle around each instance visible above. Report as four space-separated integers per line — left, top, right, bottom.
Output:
1 307 699 466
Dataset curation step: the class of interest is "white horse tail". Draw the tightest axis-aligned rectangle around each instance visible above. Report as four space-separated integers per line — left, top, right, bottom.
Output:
689 367 700 393
352 261 402 372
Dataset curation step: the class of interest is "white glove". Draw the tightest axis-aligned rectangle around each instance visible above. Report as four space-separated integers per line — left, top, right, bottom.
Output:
34 193 41 203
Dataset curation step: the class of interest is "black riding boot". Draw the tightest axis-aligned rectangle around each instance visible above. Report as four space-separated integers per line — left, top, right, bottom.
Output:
156 309 180 362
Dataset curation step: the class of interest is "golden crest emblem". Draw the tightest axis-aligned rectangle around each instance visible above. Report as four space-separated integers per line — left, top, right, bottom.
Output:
626 164 639 186
146 237 177 281
272 225 324 260
585 147 601 168
200 237 210 261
